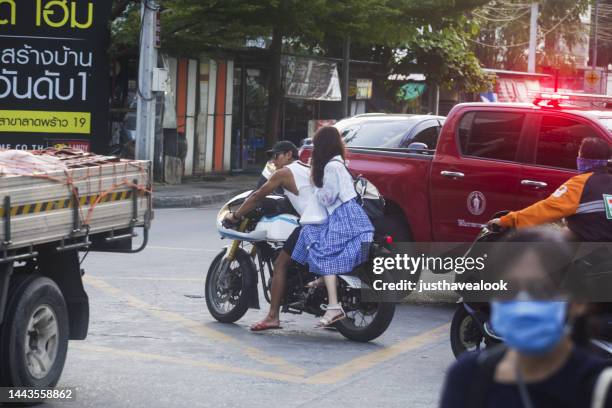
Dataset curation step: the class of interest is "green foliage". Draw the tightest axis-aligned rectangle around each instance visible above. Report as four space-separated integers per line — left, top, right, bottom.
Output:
471 0 591 71
390 19 491 93
110 0 491 92
109 2 140 57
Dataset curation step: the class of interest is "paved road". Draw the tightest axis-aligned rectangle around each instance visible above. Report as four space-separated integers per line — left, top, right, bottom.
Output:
46 208 456 408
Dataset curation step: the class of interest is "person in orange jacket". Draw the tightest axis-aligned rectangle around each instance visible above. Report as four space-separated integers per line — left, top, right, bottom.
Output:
488 137 612 242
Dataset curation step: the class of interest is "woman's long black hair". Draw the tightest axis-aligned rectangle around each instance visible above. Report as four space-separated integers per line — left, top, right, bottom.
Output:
310 126 346 188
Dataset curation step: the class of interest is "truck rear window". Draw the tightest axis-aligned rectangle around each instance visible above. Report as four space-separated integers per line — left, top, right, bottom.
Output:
344 118 422 148
458 112 524 162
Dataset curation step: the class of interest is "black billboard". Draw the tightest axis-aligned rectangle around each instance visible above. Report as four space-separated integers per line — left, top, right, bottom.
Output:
0 0 112 153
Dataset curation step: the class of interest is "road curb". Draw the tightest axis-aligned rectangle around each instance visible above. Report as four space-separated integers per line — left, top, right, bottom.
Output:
153 189 244 209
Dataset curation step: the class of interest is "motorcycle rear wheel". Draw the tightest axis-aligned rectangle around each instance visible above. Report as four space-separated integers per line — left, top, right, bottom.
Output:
205 247 254 323
335 301 396 342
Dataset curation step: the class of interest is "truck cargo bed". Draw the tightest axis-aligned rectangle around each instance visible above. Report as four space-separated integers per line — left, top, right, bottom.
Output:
0 150 151 252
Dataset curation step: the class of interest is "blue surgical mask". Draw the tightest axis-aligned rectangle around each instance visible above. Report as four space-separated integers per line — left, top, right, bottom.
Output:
491 299 567 355
577 157 609 172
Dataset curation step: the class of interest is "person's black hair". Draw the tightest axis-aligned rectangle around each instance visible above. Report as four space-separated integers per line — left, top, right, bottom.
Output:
580 137 611 160
311 127 345 188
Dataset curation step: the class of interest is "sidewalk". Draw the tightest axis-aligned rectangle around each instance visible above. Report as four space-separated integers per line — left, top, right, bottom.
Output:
153 174 260 208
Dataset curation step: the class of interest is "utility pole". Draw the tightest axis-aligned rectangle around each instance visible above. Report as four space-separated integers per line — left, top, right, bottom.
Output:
342 37 350 118
592 0 599 69
528 2 538 73
136 0 158 167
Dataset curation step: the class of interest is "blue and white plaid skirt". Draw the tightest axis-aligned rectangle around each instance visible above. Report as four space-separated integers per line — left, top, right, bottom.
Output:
291 198 374 275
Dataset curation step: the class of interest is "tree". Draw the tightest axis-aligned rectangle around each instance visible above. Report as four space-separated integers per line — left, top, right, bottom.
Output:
111 0 491 147
470 0 591 71
240 0 491 145
386 18 491 95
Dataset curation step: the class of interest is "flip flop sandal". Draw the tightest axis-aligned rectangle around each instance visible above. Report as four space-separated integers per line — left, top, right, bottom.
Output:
250 321 282 332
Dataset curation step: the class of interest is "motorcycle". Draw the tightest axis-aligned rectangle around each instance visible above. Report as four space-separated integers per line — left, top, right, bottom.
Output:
449 212 612 358
449 216 505 357
204 191 397 342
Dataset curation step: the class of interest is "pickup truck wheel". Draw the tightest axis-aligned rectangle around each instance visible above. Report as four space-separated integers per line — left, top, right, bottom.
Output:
1 275 69 388
374 214 412 242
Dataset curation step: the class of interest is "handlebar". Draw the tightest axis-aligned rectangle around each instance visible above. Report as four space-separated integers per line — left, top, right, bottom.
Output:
487 222 504 233
222 216 242 230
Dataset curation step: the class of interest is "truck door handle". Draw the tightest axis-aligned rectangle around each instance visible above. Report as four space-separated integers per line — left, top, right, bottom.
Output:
521 179 548 189
441 171 465 179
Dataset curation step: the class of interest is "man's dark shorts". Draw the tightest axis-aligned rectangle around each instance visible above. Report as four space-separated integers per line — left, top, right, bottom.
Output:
283 226 302 256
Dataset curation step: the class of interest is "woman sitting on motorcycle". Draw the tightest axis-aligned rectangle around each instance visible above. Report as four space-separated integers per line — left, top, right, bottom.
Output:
440 227 612 408
292 126 374 327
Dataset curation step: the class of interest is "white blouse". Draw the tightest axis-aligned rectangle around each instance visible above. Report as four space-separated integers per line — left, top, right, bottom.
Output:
315 155 357 214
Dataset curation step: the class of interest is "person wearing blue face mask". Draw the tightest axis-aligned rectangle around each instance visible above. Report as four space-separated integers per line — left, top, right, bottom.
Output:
489 137 612 242
491 294 568 357
440 228 612 408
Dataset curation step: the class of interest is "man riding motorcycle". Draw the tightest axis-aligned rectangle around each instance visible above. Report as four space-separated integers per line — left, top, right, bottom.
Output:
489 137 612 242
224 141 313 331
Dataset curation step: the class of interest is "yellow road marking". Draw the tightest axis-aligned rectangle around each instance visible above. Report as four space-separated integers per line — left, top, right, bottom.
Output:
83 275 306 376
70 343 305 384
71 323 449 385
82 277 450 384
304 323 450 385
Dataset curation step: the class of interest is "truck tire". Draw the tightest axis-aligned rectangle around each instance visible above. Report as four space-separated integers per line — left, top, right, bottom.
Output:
0 275 69 388
373 214 412 242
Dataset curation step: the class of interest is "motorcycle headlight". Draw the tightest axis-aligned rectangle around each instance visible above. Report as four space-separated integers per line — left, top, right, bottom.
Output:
217 203 231 226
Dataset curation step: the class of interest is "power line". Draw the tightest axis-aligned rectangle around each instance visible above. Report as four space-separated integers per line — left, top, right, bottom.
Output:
470 2 582 49
473 7 531 22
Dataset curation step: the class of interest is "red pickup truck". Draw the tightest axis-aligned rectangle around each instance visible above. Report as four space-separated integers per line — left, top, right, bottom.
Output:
300 97 612 242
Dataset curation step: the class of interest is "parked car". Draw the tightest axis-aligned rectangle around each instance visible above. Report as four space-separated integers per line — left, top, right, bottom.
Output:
300 94 612 242
301 113 445 151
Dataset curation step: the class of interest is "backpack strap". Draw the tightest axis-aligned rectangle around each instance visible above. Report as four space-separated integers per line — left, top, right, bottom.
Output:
331 158 356 180
592 367 612 408
467 346 508 408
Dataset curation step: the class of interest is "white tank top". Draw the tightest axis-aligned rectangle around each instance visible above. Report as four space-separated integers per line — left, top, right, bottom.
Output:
284 161 312 216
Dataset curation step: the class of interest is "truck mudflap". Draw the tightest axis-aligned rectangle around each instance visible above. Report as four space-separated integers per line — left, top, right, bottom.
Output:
0 262 13 326
38 246 89 340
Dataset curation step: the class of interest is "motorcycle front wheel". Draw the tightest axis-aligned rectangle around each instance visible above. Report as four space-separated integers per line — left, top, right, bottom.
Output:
450 305 486 357
205 247 255 323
